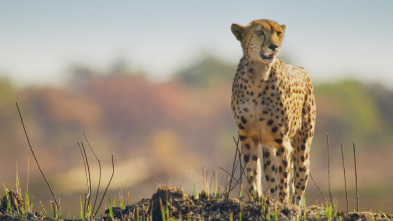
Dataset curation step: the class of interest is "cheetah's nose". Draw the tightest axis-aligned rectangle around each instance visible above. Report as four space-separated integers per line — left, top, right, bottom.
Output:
269 44 279 51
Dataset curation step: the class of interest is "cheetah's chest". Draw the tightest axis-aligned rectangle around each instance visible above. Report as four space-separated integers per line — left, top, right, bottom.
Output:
232 76 288 144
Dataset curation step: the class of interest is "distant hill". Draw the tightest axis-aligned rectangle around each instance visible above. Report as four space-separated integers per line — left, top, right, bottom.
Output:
176 55 237 87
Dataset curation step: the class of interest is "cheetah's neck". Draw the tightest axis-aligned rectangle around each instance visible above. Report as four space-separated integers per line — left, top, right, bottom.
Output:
244 57 282 82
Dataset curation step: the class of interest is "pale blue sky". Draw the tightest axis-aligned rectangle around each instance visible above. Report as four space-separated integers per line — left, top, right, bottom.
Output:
1 1 393 86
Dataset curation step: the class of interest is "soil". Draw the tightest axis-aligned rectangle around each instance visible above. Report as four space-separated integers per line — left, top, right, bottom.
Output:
1 186 391 220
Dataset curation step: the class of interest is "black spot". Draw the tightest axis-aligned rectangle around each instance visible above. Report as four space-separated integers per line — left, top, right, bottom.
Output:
265 175 269 181
238 123 244 129
301 186 305 190
243 107 249 112
245 144 251 150
280 179 284 184
297 196 301 201
270 188 275 193
271 165 276 171
266 160 271 166
248 68 254 73
263 151 270 158
301 144 306 150
271 126 278 133
282 160 288 167
252 136 258 145
267 119 274 125
301 156 305 162
279 166 283 173
275 139 283 144
252 155 258 161
239 135 246 141
283 172 288 178
244 154 250 163
271 178 275 183
241 116 247 124
259 117 265 121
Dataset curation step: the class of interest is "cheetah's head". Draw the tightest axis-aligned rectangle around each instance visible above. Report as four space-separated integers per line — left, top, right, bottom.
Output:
231 19 285 64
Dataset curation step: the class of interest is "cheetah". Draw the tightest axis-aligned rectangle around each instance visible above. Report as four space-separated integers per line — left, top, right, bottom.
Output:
230 19 316 205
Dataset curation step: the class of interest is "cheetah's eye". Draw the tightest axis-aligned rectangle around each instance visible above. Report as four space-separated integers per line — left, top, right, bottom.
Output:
255 31 264 36
277 31 282 36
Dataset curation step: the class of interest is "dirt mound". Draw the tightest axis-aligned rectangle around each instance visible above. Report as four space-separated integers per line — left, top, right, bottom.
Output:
0 189 44 221
1 186 392 220
105 186 392 221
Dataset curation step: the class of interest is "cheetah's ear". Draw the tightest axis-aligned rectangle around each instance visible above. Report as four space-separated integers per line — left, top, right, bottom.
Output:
281 24 286 31
231 23 244 41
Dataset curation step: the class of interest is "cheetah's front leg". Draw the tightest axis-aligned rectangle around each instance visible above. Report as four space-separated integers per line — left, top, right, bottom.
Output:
262 146 278 198
275 140 293 204
239 134 262 199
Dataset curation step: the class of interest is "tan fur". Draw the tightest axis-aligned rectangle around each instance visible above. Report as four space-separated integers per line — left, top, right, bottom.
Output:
231 19 316 205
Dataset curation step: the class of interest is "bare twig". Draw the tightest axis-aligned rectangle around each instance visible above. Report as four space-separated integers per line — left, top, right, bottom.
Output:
93 155 115 217
341 144 349 213
327 134 333 205
78 142 92 217
353 143 359 212
16 102 59 210
83 132 102 215
236 138 245 188
227 136 240 197
81 143 92 214
219 166 250 198
309 172 327 203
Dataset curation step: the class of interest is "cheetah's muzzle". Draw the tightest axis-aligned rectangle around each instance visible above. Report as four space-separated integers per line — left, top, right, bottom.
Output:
260 51 275 61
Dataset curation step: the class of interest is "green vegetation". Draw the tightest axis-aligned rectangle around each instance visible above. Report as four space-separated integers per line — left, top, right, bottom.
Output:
314 80 389 150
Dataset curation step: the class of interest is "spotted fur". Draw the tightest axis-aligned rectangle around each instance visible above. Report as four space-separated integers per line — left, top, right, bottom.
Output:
231 19 316 205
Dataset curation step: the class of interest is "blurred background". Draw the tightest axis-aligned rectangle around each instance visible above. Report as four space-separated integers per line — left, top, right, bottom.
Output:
1 0 393 217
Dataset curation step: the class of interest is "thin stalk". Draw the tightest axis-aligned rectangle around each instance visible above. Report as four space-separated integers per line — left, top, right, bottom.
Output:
353 143 359 212
228 136 240 197
340 144 349 213
83 132 102 214
93 155 115 217
327 134 333 205
78 142 89 217
309 172 327 203
81 142 92 214
16 102 59 210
